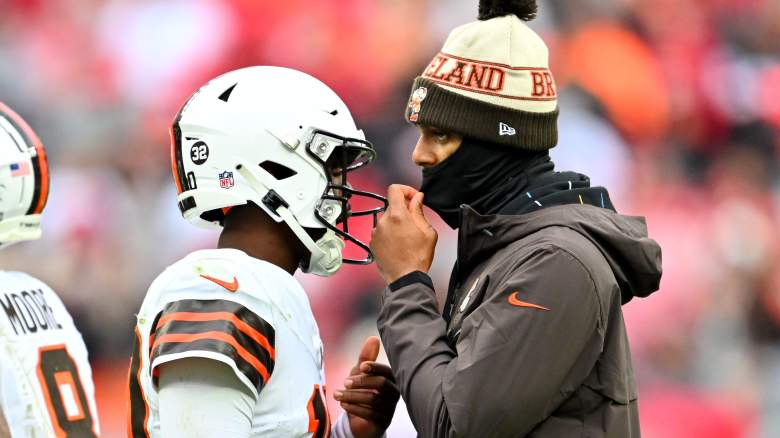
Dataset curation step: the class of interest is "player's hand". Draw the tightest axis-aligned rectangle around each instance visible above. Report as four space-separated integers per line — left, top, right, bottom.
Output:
371 184 437 284
334 336 399 438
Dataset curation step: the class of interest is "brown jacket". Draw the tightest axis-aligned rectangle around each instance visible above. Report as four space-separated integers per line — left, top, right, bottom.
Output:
377 205 662 437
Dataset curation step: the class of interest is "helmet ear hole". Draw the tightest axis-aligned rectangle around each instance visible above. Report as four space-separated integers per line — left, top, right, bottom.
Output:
200 208 225 224
259 160 297 180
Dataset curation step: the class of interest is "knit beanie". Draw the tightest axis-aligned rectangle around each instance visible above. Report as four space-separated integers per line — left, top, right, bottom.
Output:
405 0 558 150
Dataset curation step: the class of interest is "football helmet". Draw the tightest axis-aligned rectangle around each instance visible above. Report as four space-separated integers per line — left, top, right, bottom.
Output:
170 66 387 276
0 102 49 249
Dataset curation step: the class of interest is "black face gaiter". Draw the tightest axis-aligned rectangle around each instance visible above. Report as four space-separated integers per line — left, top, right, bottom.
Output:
420 137 552 229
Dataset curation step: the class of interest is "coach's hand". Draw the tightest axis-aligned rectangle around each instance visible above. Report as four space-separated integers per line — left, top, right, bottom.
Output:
371 184 437 284
335 336 399 438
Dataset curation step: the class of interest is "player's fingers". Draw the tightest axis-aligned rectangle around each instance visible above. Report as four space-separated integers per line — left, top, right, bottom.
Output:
342 402 394 425
334 389 378 406
359 361 395 380
356 336 380 367
335 393 398 419
339 402 377 421
345 374 399 393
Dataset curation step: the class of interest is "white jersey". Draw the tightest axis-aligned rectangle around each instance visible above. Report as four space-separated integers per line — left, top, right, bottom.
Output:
128 249 332 437
0 271 99 438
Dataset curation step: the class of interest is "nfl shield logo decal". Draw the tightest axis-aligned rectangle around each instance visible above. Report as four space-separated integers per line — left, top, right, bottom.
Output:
219 171 234 189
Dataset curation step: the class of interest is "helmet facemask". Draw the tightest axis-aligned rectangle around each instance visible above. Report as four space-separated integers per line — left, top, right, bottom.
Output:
230 128 387 277
306 129 387 266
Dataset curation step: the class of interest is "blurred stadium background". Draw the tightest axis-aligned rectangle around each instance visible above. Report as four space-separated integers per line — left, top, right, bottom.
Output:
2 0 780 436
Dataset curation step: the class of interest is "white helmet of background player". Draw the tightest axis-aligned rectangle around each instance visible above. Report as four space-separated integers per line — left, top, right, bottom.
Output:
170 66 387 276
0 102 50 249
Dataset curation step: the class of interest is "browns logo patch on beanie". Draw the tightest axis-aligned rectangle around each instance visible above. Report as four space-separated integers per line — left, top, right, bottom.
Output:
405 0 558 150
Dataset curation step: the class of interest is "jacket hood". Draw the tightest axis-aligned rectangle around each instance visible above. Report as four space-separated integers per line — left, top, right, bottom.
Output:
457 204 662 304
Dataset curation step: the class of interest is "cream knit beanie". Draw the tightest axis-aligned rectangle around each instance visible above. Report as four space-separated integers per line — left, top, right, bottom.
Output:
405 0 558 149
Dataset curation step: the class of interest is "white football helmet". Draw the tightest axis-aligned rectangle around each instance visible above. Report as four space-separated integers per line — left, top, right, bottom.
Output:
170 66 387 276
0 102 50 249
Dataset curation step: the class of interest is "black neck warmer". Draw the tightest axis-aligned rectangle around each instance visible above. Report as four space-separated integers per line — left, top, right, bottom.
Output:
420 137 553 229
420 137 616 229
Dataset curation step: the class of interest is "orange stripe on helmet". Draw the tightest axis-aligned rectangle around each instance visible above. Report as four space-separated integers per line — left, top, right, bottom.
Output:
0 101 50 214
169 125 184 194
31 142 49 214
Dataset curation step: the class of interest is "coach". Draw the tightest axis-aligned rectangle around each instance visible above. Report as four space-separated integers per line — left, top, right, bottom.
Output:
368 1 662 437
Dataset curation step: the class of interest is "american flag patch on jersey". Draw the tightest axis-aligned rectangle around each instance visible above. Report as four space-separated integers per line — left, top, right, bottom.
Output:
10 162 30 177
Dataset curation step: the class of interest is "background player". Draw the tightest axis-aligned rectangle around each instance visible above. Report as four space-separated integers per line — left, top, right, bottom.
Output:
127 66 399 437
0 102 100 437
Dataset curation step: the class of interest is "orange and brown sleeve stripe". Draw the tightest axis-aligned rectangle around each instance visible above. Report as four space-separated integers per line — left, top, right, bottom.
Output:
127 326 150 438
149 299 276 393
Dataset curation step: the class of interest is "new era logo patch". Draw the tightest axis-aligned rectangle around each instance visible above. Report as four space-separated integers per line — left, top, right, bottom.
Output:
499 122 516 136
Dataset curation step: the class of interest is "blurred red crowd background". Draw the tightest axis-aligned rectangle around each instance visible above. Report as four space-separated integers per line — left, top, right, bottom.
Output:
1 0 780 436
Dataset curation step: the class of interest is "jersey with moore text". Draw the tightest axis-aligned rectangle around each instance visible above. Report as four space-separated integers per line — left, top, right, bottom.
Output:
0 271 99 437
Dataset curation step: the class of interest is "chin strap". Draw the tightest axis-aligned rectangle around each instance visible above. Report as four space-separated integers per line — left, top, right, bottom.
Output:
235 163 343 277
0 214 42 246
274 204 344 276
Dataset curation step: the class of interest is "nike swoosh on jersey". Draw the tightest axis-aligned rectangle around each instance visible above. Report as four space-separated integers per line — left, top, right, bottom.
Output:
200 274 239 292
508 292 549 311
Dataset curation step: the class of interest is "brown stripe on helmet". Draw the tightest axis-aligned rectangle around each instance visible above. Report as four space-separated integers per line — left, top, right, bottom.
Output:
170 117 189 196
